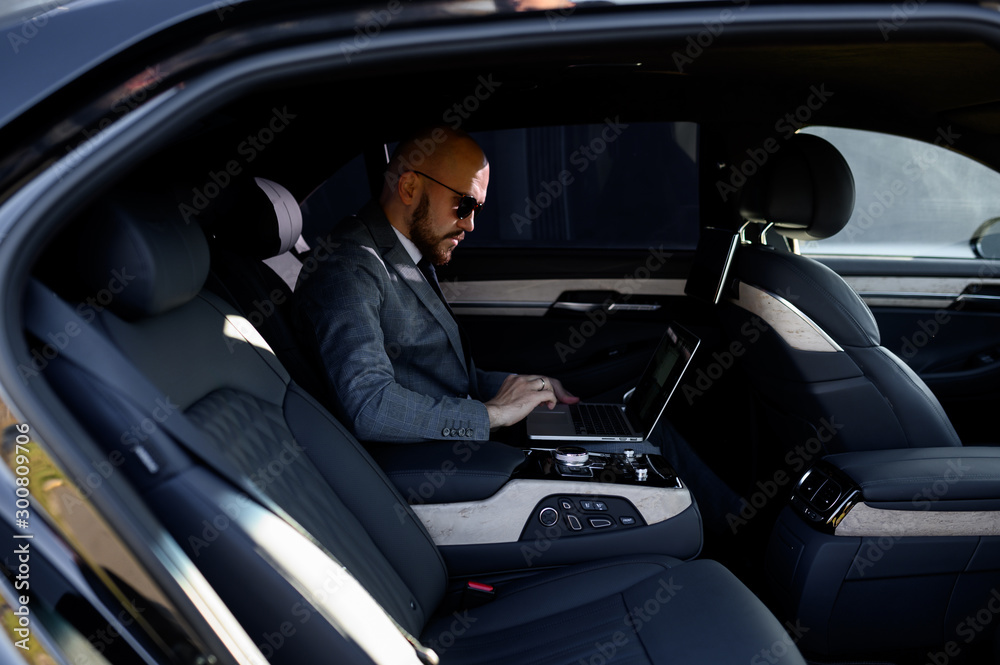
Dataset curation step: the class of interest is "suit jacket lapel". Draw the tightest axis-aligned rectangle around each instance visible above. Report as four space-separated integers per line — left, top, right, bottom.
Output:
360 209 468 373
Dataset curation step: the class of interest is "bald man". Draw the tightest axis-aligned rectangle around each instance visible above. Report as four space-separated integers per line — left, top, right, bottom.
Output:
297 127 577 443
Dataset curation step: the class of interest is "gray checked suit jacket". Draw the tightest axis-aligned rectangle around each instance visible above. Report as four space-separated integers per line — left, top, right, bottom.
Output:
296 202 509 442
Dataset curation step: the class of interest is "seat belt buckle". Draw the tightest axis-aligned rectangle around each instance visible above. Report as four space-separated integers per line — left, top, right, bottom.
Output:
462 581 495 608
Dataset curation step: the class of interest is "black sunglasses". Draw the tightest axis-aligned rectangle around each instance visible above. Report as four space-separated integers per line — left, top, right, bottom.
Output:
412 170 484 220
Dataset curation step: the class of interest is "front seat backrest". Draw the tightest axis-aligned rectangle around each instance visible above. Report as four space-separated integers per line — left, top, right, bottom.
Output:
724 133 962 454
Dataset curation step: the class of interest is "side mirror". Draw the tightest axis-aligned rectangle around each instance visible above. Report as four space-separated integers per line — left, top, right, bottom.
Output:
972 217 1000 259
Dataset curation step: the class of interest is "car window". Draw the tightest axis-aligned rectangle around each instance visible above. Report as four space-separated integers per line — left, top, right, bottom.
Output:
798 126 1000 259
467 122 699 249
303 123 700 251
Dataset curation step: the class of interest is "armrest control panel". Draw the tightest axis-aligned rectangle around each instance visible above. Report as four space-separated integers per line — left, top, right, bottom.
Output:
521 494 646 541
789 462 860 532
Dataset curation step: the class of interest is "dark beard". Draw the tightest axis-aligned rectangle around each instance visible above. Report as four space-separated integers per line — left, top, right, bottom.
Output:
410 192 457 266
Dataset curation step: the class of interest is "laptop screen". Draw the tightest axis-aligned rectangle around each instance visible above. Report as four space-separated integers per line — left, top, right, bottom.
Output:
624 324 700 435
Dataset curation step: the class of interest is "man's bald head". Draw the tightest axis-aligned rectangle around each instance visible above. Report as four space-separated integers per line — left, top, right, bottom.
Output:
382 127 487 199
380 126 490 265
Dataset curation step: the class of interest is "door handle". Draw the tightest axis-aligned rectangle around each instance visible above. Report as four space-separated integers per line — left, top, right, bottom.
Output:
551 301 662 312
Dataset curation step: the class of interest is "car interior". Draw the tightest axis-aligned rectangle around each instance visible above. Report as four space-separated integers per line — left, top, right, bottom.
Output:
8 6 1000 664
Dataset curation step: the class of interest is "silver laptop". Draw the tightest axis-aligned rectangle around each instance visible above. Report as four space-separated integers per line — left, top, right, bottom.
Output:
526 323 700 442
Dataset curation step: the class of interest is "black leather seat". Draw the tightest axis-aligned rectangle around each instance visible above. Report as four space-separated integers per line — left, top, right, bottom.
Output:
34 193 808 664
200 176 327 400
723 133 962 455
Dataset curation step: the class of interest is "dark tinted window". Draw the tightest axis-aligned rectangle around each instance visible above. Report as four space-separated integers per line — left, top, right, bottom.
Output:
466 122 699 249
302 122 699 251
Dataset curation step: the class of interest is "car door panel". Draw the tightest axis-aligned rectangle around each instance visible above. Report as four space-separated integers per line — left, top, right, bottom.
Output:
441 251 695 400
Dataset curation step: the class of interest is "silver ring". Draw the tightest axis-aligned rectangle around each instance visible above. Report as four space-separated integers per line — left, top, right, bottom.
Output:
538 378 546 391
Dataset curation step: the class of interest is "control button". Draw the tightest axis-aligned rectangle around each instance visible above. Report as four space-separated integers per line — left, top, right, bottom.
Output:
566 514 583 531
559 498 574 511
594 501 608 511
799 471 824 499
538 507 559 527
814 482 842 511
636 468 648 482
620 516 636 526
589 518 613 528
580 500 596 511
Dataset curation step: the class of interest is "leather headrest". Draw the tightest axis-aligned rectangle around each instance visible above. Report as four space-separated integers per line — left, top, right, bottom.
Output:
64 191 210 320
207 177 303 259
739 133 855 241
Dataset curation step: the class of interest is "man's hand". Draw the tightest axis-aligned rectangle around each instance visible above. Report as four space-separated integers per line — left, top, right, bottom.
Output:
485 375 579 430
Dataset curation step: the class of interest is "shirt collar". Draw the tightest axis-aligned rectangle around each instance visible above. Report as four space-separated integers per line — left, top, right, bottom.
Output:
390 224 424 265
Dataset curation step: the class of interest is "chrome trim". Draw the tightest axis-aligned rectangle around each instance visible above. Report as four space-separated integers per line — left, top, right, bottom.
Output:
452 300 661 312
856 292 960 301
551 301 602 312
607 302 661 312
759 222 774 245
451 300 549 309
956 293 1000 302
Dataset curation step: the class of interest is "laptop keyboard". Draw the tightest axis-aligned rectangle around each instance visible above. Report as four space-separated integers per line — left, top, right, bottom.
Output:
570 403 631 436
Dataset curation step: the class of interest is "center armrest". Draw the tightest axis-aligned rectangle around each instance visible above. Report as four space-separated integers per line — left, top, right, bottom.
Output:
367 441 527 504
824 446 1000 511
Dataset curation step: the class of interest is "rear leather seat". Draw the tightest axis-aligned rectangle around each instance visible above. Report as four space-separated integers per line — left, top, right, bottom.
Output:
32 194 808 664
